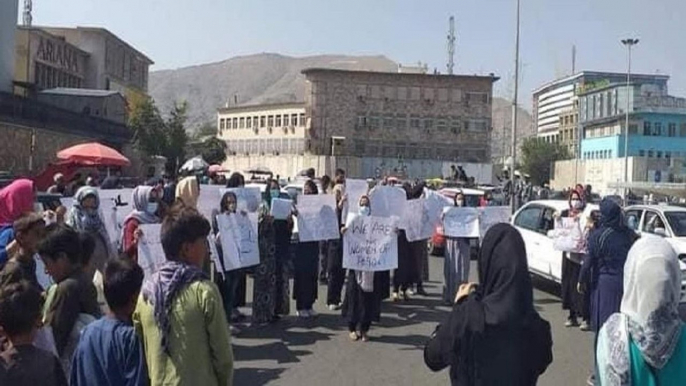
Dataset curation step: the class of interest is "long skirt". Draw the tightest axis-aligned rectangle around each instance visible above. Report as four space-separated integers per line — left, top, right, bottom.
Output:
327 239 345 305
415 241 429 283
216 270 241 321
342 270 383 332
319 240 329 281
252 225 290 324
561 254 584 318
443 237 470 304
294 241 319 311
590 273 623 332
233 270 247 308
394 232 418 291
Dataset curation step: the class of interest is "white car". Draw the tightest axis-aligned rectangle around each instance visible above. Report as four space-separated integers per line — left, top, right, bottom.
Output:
511 200 599 283
624 204 686 302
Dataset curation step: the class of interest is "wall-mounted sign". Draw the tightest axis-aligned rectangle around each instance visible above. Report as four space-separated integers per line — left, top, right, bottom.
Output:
35 36 80 73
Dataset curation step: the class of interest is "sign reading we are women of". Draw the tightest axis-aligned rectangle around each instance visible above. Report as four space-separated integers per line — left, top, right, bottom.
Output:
343 215 398 271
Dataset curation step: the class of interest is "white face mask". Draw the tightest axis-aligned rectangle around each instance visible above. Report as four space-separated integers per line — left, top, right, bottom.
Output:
359 206 371 216
456 200 464 207
571 200 582 209
148 202 159 214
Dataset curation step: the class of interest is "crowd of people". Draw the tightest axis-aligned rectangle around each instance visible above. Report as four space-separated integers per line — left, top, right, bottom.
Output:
1 168 685 385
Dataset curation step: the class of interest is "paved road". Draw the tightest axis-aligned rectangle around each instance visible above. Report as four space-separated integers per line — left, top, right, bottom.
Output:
231 255 594 386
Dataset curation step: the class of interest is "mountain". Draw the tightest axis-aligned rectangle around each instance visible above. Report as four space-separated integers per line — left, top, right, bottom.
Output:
490 97 535 164
149 53 398 129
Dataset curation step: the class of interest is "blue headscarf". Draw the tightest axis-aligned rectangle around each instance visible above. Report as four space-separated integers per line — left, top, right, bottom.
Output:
599 198 623 230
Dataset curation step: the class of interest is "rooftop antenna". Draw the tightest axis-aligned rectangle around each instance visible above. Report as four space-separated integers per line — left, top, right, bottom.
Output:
571 45 576 75
447 16 455 75
23 0 32 26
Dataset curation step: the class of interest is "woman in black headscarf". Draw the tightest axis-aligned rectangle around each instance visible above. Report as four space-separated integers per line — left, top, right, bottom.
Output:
424 223 553 385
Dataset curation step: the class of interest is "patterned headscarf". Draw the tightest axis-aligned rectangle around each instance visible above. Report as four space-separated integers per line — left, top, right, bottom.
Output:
141 261 207 355
0 179 35 226
67 186 106 234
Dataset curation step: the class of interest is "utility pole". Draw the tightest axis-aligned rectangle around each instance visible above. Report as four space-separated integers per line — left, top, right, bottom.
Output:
622 38 639 201
447 16 455 75
571 45 576 75
510 0 521 213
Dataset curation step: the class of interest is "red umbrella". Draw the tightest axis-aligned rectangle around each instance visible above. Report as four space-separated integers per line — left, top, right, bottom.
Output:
57 142 130 166
208 164 225 173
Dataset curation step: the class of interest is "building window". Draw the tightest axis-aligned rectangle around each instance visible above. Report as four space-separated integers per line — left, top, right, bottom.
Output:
397 87 407 100
383 116 394 129
639 150 645 157
607 91 613 116
275 115 282 127
410 116 420 128
396 114 407 129
246 117 252 128
669 123 677 137
450 117 461 133
666 151 672 159
657 151 663 159
283 115 289 127
232 118 238 129
466 92 488 103
369 117 380 129
648 150 654 158
437 117 448 131
220 119 225 130
239 117 245 129
410 87 421 101
653 122 662 136
681 124 686 137
629 124 638 134
299 114 305 127
267 116 274 127
643 121 651 136
291 114 298 126
260 116 266 128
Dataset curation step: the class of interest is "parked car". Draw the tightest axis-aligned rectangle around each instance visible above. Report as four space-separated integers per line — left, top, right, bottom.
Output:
511 200 599 283
428 188 484 256
624 204 686 303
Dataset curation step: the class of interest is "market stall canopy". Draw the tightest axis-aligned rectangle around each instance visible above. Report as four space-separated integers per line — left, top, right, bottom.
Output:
180 156 209 173
56 142 130 166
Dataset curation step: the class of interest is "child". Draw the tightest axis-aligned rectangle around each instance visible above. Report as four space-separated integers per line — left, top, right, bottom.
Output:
133 205 233 386
0 280 67 386
70 258 148 386
38 225 101 371
0 213 46 289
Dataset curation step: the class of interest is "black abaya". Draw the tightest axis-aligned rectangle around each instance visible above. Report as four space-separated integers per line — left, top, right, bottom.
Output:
561 253 584 318
294 241 319 310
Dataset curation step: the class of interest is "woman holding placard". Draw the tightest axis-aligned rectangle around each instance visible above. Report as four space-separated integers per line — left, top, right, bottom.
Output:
293 180 320 318
121 186 161 262
558 190 587 329
442 192 471 305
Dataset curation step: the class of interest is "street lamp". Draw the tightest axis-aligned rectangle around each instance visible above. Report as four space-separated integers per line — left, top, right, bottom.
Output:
510 0 521 213
621 38 639 200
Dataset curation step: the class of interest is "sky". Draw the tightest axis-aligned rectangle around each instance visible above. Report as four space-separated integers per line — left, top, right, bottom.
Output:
21 0 686 110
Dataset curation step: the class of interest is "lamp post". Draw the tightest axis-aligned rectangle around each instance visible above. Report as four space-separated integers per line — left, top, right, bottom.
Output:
621 38 639 200
510 0 521 213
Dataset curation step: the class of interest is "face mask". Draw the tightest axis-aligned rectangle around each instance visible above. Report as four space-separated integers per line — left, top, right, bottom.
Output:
148 202 159 214
270 189 280 198
456 200 464 207
359 206 371 216
571 200 582 209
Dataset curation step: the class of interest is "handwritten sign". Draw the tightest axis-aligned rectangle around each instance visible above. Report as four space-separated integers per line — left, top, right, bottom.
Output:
402 198 435 242
270 198 293 220
207 234 224 280
552 217 585 253
296 194 340 242
443 207 480 238
101 206 120 245
342 179 369 221
197 185 223 220
220 187 262 213
369 186 407 219
343 215 398 271
98 188 134 228
137 224 166 278
216 213 260 271
478 206 511 238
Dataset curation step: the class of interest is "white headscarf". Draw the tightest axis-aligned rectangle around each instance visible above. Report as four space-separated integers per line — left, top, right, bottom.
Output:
598 238 683 385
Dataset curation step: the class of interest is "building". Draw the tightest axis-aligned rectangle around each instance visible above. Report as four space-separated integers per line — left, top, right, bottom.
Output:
0 0 18 93
38 88 128 124
532 71 669 142
14 26 153 99
579 82 686 161
558 103 579 157
217 68 498 180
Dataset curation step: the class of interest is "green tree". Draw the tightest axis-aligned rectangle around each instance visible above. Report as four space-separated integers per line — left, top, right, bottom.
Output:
128 96 166 156
520 137 570 185
197 137 228 165
163 101 189 173
194 121 218 139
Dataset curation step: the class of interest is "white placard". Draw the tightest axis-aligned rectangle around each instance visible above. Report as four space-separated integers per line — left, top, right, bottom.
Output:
137 224 166 278
342 179 369 221
216 213 260 271
478 206 511 238
369 186 407 219
207 234 224 280
34 254 53 290
402 198 436 242
98 189 134 228
101 206 119 245
343 215 398 271
198 185 223 220
270 198 293 220
552 217 585 253
58 197 73 210
220 187 262 213
443 207 480 238
296 194 340 242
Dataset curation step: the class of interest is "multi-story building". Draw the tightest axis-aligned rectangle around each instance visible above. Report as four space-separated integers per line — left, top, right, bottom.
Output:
217 68 498 179
558 104 579 158
533 71 669 142
0 0 18 93
14 26 153 99
579 82 686 161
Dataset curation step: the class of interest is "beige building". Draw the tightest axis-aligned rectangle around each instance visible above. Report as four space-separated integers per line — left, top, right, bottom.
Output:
558 106 579 157
217 103 307 156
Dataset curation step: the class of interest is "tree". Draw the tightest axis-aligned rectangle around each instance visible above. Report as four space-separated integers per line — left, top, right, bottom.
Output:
520 137 570 185
163 101 189 173
128 96 166 157
194 121 218 139
197 137 228 165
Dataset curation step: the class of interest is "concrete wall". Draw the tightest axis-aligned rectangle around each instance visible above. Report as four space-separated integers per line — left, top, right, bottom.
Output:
0 0 17 93
220 153 493 183
37 93 128 124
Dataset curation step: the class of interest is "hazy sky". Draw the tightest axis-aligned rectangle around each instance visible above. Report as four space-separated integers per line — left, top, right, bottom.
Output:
22 0 686 109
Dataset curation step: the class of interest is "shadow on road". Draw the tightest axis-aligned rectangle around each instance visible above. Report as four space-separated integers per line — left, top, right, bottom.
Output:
233 367 285 386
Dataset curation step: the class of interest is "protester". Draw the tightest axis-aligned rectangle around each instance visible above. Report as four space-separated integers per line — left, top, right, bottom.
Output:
47 173 68 196
0 281 68 386
67 173 86 196
66 187 115 278
559 190 587 328
270 179 292 316
341 195 386 342
327 168 347 310
293 180 319 318
225 173 247 315
424 224 553 385
305 168 316 180
0 179 35 268
252 180 290 325
320 175 332 193
175 176 200 209
441 192 471 305
161 175 176 207
70 258 148 386
133 205 233 386
596 238 686 385
392 183 417 302
39 225 101 372
0 213 45 290
121 186 161 262
318 174 332 284
479 190 496 207
211 191 246 326
100 171 122 190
